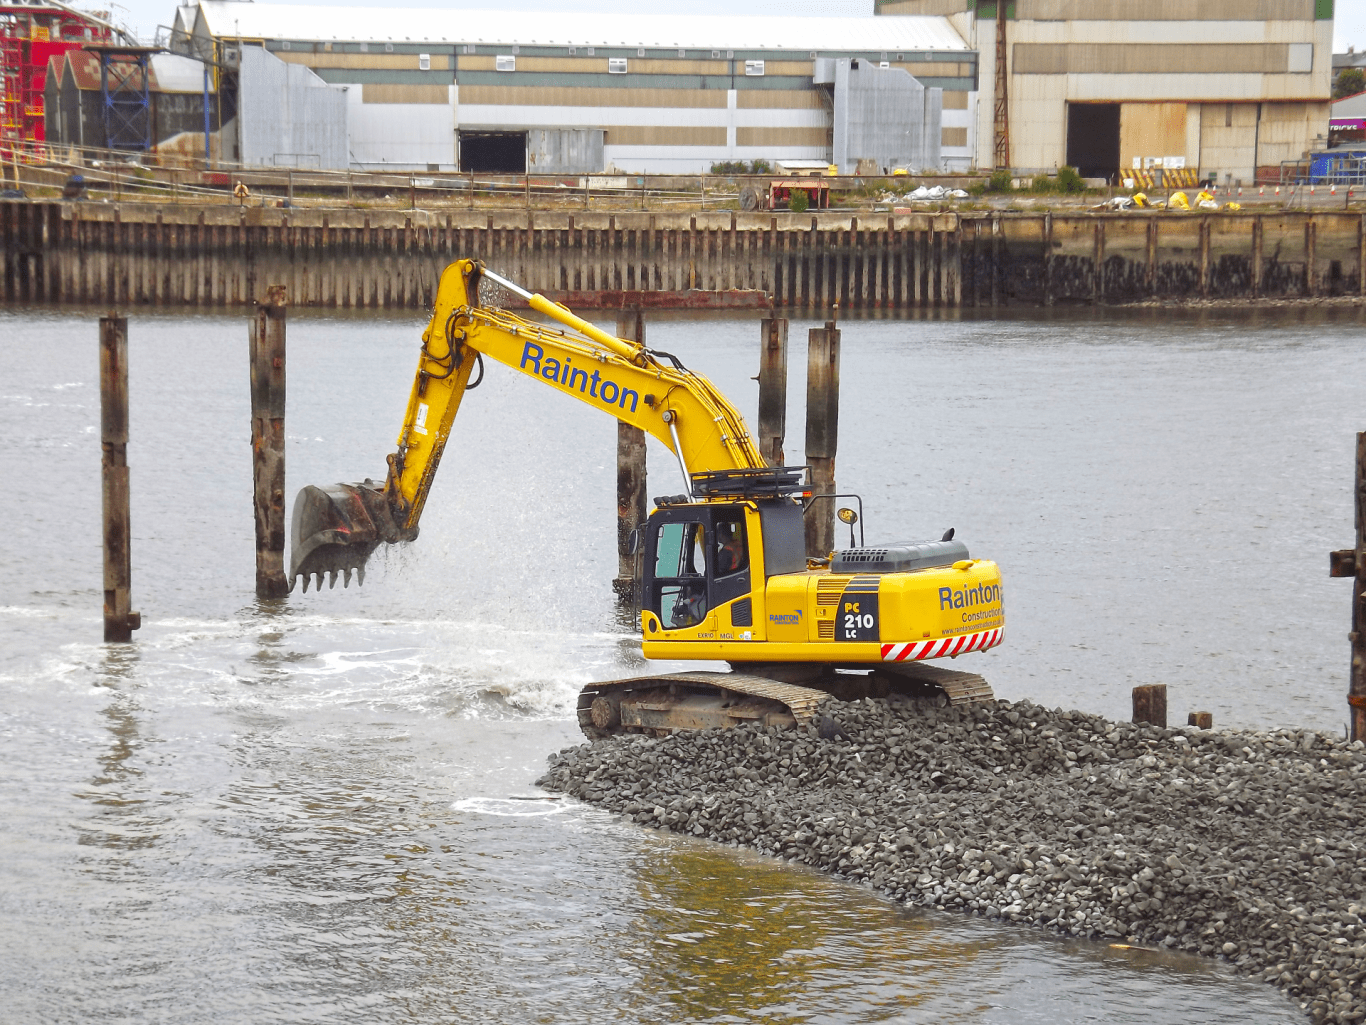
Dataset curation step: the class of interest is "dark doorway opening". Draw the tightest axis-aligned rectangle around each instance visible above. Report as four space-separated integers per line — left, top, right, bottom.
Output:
1065 103 1120 181
459 131 526 173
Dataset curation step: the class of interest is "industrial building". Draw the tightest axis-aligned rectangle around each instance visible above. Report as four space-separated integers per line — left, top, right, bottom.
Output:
168 2 980 173
876 0 1333 183
44 47 219 157
1 0 127 154
28 0 1337 182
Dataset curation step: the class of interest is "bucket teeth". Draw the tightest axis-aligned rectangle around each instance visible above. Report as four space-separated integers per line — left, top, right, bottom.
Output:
288 481 398 594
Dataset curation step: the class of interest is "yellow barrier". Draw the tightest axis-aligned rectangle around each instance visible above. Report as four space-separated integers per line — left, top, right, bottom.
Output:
1122 168 1199 190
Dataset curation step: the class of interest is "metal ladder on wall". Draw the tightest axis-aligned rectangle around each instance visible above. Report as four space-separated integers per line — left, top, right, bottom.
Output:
0 28 23 152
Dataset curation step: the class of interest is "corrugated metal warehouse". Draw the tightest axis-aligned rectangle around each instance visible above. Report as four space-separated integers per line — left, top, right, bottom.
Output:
43 48 221 157
875 0 1333 182
169 1 980 173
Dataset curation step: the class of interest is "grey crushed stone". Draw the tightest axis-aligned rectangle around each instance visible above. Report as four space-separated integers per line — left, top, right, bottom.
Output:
538 695 1366 1023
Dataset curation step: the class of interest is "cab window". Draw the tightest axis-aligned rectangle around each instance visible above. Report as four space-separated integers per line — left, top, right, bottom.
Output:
713 515 747 577
653 521 708 629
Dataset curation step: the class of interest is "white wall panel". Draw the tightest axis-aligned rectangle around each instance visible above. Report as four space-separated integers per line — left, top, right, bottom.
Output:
348 84 455 168
456 104 729 129
602 148 826 173
1011 20 1324 45
239 46 349 169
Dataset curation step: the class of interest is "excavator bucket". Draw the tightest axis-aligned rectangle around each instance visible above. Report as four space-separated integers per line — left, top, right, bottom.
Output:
289 481 401 592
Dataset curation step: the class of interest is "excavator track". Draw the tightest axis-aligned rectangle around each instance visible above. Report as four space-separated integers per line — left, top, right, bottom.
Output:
873 661 995 706
577 672 830 740
576 664 994 740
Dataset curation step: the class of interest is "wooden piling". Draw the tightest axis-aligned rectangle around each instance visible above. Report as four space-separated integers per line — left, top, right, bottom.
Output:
1146 218 1158 297
1187 711 1213 729
1042 213 1053 306
1132 684 1167 728
1092 218 1105 305
1306 217 1318 297
757 317 788 466
1199 216 1211 298
1330 432 1366 742
1359 213 1365 300
613 309 647 604
249 284 289 599
804 319 840 560
1353 432 1366 742
100 314 140 642
1252 216 1263 298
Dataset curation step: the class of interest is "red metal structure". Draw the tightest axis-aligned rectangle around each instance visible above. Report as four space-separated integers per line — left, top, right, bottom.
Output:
1 0 118 154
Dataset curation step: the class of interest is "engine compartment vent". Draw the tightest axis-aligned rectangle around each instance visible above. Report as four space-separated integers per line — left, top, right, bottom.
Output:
831 539 969 574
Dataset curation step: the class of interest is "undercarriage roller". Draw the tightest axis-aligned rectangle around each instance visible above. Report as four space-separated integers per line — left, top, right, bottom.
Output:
576 665 994 740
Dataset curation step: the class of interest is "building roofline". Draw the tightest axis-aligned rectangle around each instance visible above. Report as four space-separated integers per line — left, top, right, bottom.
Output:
187 1 972 52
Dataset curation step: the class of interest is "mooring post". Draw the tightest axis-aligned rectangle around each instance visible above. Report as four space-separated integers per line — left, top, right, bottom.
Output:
249 284 289 599
1132 684 1167 728
613 309 647 604
804 314 841 560
100 314 141 642
1329 431 1366 742
757 317 788 466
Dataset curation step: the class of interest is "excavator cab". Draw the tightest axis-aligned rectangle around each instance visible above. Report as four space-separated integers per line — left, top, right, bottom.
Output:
643 505 753 631
638 481 809 643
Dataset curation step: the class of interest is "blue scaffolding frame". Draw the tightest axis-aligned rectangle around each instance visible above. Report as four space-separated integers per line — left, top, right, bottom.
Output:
89 45 160 153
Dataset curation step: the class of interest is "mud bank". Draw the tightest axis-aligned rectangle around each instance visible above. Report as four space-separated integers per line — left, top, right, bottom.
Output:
539 697 1366 1022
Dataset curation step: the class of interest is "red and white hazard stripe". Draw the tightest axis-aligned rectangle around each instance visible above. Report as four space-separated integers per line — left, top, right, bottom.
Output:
881 628 1003 662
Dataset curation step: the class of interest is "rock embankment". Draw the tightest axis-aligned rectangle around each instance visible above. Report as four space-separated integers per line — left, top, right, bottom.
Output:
538 696 1366 1023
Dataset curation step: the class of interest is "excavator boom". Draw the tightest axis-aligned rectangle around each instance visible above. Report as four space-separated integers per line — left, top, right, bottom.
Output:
290 259 763 591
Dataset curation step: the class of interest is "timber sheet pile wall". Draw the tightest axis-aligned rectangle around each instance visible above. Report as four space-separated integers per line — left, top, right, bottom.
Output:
3 202 1365 307
960 212 1366 304
0 204 966 308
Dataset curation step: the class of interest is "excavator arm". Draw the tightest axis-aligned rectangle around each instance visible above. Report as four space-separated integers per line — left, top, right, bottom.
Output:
289 259 766 591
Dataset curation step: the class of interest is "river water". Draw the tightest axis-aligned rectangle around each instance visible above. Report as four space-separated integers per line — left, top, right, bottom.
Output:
5 300 1362 1023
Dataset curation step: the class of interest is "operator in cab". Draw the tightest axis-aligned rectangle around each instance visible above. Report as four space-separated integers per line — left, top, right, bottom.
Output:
715 520 745 575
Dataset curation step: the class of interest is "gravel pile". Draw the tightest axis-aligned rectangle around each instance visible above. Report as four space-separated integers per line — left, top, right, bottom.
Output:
539 696 1366 1023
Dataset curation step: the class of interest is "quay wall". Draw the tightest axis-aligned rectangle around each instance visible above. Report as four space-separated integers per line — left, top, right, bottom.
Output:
3 201 1365 309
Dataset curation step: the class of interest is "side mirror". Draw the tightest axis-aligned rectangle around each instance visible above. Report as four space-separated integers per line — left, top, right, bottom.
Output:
838 507 859 550
625 526 642 556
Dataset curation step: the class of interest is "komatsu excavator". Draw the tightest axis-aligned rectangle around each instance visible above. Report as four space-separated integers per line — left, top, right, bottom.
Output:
290 259 1004 739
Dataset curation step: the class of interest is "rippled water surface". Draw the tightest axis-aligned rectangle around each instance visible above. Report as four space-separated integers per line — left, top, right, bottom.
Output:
6 301 1359 1023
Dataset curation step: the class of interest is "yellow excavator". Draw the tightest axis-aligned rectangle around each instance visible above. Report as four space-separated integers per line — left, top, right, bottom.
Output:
290 259 1004 739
